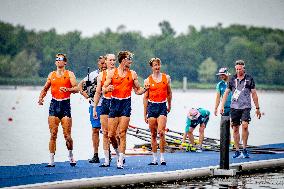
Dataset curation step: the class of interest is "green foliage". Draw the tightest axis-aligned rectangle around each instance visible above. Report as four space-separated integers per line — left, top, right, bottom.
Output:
10 50 40 78
1 20 284 88
0 55 12 77
198 58 218 83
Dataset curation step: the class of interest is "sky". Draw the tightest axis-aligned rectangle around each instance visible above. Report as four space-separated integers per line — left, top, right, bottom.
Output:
0 0 284 37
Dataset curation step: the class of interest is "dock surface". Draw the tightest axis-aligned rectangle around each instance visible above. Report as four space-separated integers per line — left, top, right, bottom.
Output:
1 143 284 188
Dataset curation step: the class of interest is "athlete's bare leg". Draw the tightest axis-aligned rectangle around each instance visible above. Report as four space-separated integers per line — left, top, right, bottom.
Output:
92 128 100 153
148 118 158 153
241 121 249 149
47 116 60 166
48 116 60 153
108 117 119 150
157 115 167 153
61 116 76 165
61 117 73 150
101 115 109 151
117 116 130 154
232 125 241 150
198 124 206 148
187 127 195 146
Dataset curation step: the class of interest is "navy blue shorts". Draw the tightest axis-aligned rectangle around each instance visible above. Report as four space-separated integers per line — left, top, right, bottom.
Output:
188 115 210 129
230 108 251 126
49 99 71 119
147 102 167 118
109 98 131 118
101 98 111 115
89 105 102 128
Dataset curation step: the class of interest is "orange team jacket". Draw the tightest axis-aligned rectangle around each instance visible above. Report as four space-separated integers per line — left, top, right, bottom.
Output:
50 70 72 100
111 68 133 99
148 73 168 103
101 70 112 99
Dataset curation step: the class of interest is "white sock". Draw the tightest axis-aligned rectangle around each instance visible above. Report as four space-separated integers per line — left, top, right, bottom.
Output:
160 153 165 162
50 153 55 165
114 148 120 159
118 153 124 166
68 150 73 158
104 150 110 165
152 152 158 163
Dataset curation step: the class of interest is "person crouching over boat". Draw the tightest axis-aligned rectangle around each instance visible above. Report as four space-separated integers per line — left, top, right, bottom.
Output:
182 108 210 152
144 58 172 165
38 53 78 167
102 51 149 169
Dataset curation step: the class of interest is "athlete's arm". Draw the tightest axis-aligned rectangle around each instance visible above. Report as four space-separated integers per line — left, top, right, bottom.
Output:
38 73 52 105
143 78 149 123
68 71 79 93
132 71 149 95
93 72 103 119
78 80 89 99
220 88 230 115
214 92 221 116
102 69 114 94
251 89 261 119
166 75 172 113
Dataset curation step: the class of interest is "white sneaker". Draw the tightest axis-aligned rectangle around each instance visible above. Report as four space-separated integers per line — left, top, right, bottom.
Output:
69 157 76 167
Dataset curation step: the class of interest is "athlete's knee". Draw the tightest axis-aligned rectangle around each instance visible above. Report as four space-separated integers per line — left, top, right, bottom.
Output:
199 126 205 132
63 132 72 141
158 130 165 138
242 123 249 130
50 131 58 141
119 130 126 139
108 131 117 140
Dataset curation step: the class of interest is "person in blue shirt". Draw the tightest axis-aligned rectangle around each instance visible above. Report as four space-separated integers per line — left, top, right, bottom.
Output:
182 108 210 152
214 67 232 116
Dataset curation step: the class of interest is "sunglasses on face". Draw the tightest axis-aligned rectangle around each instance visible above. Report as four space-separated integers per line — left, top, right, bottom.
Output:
56 57 65 61
125 56 133 61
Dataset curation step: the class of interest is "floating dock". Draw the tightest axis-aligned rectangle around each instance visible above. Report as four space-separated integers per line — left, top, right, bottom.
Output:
1 143 284 188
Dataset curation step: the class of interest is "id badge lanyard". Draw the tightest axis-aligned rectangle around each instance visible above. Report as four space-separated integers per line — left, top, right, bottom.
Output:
233 78 247 101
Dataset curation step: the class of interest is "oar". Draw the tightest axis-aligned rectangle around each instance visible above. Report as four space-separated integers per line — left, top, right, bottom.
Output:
128 129 217 152
127 131 189 152
129 124 219 147
165 128 219 144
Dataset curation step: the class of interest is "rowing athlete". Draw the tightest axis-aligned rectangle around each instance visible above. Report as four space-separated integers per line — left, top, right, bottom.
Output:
38 53 78 167
144 57 172 165
102 51 149 169
93 54 117 167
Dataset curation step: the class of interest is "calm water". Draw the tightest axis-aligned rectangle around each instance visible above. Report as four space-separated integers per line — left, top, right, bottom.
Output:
0 87 284 187
135 168 284 189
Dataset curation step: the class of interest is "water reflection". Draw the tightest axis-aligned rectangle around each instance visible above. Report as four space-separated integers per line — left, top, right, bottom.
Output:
120 169 284 189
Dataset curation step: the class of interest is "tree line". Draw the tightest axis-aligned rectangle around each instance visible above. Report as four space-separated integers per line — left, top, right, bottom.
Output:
0 20 284 85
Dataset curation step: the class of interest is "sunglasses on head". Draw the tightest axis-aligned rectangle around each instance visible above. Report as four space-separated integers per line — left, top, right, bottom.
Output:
56 57 65 61
235 61 245 66
150 57 160 63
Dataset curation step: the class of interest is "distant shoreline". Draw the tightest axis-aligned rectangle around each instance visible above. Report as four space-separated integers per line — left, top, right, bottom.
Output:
1 77 284 91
